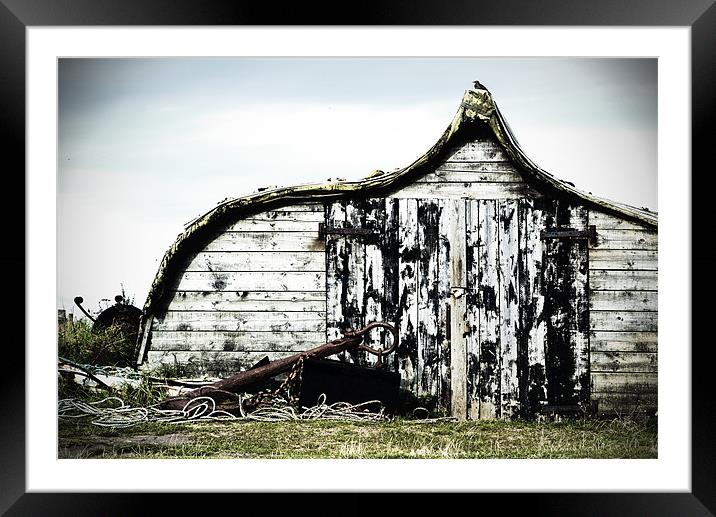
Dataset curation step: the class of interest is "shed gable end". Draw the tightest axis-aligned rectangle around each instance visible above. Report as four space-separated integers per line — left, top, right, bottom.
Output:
386 134 540 200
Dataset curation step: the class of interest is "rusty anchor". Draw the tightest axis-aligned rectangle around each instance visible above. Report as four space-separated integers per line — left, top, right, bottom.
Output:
157 321 398 412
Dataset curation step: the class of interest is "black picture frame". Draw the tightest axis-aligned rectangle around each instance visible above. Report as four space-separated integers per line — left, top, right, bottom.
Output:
2 1 712 514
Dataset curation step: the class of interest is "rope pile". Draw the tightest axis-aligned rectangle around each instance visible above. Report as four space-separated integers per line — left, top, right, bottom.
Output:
58 393 388 428
58 353 455 427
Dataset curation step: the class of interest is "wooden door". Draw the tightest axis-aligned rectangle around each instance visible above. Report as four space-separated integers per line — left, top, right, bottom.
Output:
324 198 400 368
541 215 591 409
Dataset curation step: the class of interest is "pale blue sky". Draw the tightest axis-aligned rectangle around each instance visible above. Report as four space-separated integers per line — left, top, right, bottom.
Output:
58 57 657 315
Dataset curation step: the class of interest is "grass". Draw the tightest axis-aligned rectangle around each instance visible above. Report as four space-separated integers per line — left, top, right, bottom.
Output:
58 318 136 367
57 361 657 460
58 414 657 459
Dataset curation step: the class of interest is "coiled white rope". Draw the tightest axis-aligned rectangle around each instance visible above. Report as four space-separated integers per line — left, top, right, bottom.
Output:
58 393 388 428
58 396 238 428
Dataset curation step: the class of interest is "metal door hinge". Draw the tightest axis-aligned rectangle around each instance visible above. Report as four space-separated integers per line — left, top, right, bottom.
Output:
541 225 597 242
318 222 379 240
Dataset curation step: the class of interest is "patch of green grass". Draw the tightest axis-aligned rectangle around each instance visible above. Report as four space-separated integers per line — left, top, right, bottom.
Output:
58 363 657 460
58 319 136 367
58 416 657 459
113 376 169 407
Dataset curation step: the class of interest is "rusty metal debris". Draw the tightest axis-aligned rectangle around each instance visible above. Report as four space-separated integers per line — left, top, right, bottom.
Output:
157 322 398 412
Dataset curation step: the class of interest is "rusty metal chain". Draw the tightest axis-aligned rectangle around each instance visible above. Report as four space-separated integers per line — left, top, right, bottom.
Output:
244 355 305 410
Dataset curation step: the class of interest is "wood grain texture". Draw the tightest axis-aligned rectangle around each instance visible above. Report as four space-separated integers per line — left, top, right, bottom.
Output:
152 311 327 332
398 199 420 391
444 140 509 162
434 161 520 173
344 202 367 365
590 310 658 332
243 210 325 221
519 199 547 418
153 201 330 374
465 200 480 419
361 198 386 366
590 270 658 291
569 206 590 406
437 200 451 411
587 208 658 403
588 249 657 271
417 199 442 399
175 271 325 292
251 203 323 212
324 198 400 368
150 330 326 352
590 351 657 373
164 291 326 312
476 200 500 419
382 199 401 369
245 211 324 223
183 251 325 272
589 331 658 352
591 372 657 393
419 169 524 183
325 201 346 344
363 198 386 367
592 229 658 250
146 350 297 375
387 182 539 200
589 290 657 311
445 199 468 420
136 316 153 367
590 210 653 230
498 200 520 419
593 393 657 413
202 232 325 252
542 202 590 408
225 219 321 232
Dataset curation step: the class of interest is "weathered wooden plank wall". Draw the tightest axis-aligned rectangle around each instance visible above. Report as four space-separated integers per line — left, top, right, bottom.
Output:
145 132 657 419
148 204 327 375
588 210 658 413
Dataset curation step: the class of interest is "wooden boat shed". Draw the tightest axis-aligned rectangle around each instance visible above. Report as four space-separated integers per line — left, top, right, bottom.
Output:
136 84 658 419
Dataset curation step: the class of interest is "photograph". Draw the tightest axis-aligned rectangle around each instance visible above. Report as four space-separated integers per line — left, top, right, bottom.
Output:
56 57 659 460
0 0 705 508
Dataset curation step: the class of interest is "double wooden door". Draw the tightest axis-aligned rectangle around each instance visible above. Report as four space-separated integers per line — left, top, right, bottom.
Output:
324 197 590 419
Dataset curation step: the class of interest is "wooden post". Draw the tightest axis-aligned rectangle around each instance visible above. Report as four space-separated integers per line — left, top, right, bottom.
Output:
135 315 153 367
446 199 468 420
